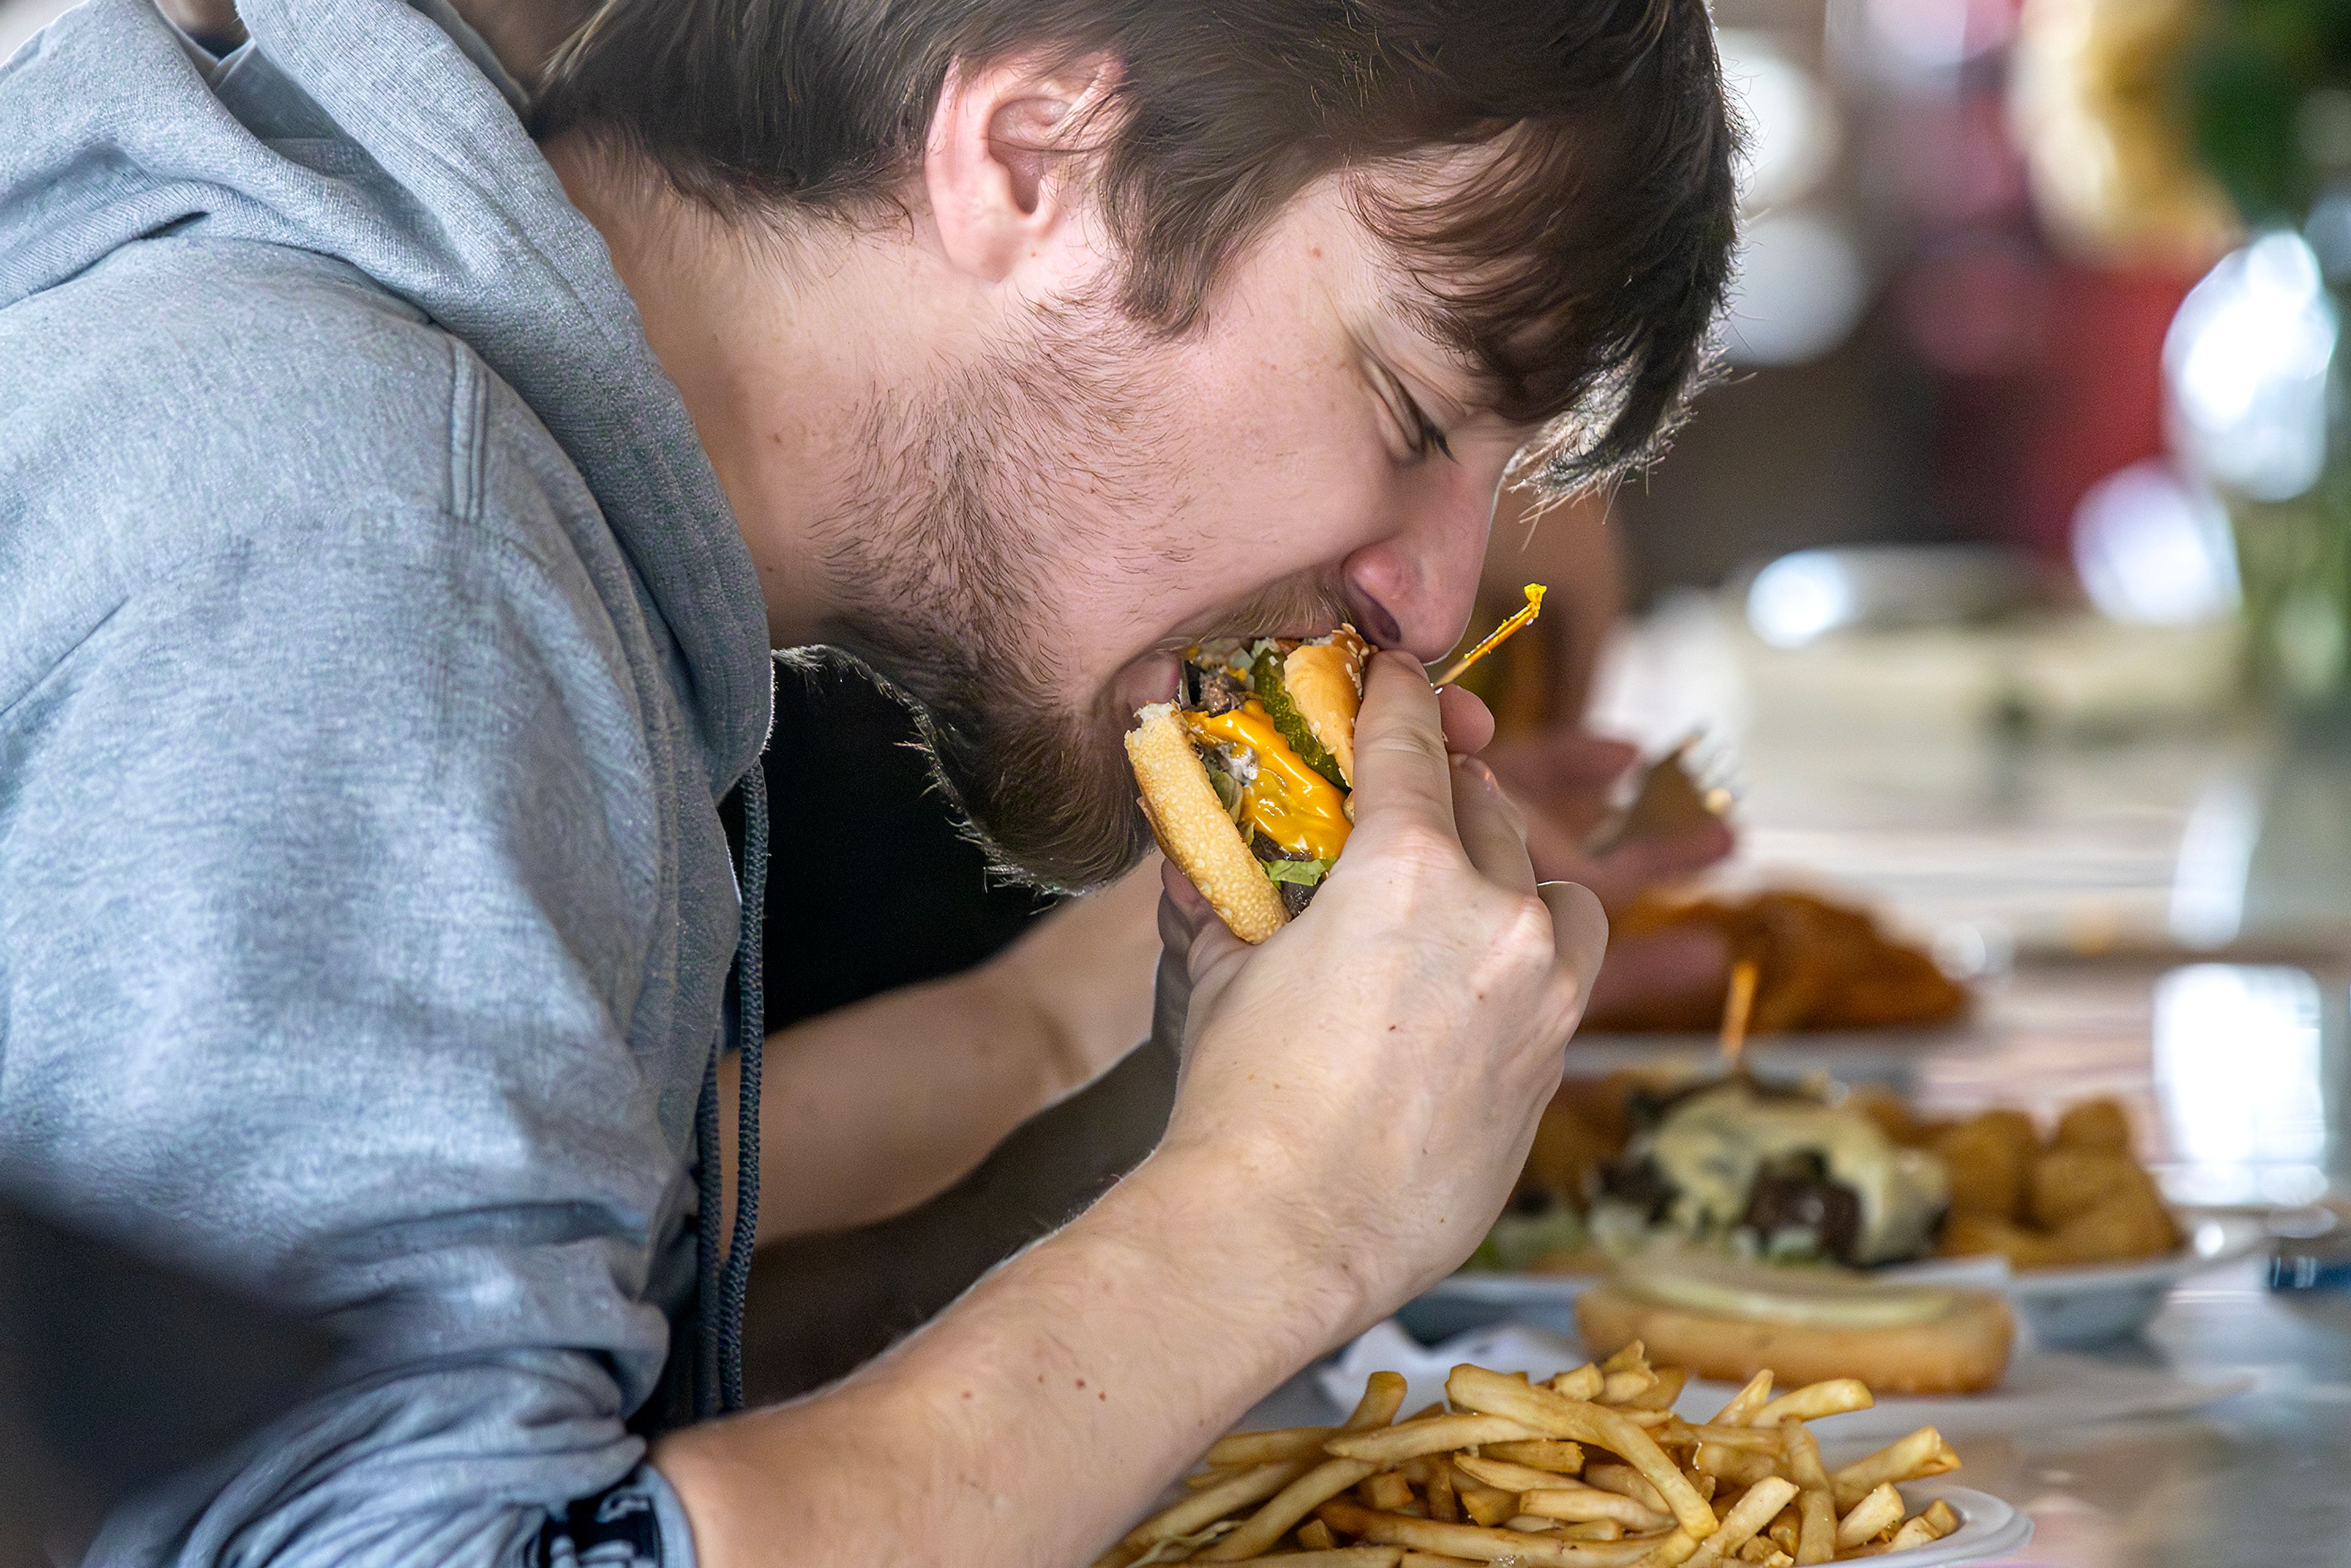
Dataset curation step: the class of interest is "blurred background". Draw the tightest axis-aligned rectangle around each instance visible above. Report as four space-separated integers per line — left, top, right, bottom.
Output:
1553 0 2351 1217
1567 0 2351 997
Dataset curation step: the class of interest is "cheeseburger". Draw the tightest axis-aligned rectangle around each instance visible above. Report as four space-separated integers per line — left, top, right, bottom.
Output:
1125 627 1370 943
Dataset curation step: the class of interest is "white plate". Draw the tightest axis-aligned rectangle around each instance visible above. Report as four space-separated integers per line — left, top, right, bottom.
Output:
1321 1321 2255 1446
1413 1212 2271 1348
1997 1214 2268 1345
1858 1484 2033 1566
1674 1354 2255 1445
1559 1025 1985 1088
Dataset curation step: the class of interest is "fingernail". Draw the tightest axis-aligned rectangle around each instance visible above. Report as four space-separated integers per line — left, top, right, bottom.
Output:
1454 755 1497 788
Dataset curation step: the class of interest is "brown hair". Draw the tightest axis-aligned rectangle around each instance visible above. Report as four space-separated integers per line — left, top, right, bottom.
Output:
534 1 1739 491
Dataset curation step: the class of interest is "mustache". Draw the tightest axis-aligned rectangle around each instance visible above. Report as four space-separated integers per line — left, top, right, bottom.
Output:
1183 577 1360 651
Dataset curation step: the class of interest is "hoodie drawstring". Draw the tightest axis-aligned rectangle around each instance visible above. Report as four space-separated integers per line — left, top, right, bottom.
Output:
693 763 768 1418
721 763 768 1410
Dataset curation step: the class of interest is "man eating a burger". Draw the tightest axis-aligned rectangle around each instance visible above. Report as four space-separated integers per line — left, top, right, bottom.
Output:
0 1 1736 1564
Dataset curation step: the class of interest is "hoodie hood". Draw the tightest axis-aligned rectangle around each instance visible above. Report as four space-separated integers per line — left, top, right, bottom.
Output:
0 0 773 791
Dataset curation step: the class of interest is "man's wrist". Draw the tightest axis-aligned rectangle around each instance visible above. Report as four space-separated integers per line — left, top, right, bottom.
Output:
1108 1136 1367 1368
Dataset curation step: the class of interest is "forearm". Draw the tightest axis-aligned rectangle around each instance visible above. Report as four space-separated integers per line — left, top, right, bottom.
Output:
738 863 1159 1241
656 1143 1352 1567
738 965 1065 1240
666 662 1609 1567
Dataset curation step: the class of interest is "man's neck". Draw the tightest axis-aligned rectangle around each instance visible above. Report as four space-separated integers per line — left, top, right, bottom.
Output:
541 138 846 648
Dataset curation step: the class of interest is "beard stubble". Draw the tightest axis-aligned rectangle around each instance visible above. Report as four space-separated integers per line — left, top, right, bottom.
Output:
811 301 1172 893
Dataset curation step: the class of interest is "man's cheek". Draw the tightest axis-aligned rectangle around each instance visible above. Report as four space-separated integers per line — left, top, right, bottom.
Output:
1202 449 1391 583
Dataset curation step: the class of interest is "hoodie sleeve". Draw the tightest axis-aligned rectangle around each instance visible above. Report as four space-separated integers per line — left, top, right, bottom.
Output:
1 508 705 1568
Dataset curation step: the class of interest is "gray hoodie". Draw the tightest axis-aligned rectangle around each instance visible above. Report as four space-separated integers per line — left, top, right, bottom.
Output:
0 1 776 1562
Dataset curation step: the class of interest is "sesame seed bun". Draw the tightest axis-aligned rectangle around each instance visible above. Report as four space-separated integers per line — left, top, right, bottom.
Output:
1125 703 1288 944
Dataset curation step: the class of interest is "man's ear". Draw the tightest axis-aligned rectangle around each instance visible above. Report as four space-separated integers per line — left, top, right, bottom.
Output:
923 50 1121 284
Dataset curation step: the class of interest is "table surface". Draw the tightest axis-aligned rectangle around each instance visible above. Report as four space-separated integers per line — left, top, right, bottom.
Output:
1247 1258 2351 1567
1255 613 2351 1566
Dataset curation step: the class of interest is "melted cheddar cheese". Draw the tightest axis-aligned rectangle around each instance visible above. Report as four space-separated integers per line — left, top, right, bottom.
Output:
1185 702 1352 861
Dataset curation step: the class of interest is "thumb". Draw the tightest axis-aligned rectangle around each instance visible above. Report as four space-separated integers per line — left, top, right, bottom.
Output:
1185 907 1260 992
1185 908 1254 1016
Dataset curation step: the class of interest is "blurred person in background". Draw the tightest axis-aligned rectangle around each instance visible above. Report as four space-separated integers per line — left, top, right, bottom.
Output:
0 4 1737 1568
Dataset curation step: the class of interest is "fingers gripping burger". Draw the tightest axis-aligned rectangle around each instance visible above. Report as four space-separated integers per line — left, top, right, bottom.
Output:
1125 628 1370 943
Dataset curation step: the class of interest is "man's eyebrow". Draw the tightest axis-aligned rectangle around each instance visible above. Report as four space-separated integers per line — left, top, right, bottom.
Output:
1384 273 1570 435
1374 336 1478 419
1424 363 1531 436
1428 343 1550 440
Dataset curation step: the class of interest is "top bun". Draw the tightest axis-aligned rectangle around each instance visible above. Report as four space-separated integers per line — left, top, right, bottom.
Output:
1280 628 1369 784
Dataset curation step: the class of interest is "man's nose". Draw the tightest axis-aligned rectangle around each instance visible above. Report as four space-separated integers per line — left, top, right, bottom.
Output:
1341 463 1502 663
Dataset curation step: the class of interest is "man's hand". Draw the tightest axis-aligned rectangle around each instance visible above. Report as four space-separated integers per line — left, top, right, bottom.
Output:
660 659 1605 1568
1154 652 1607 1329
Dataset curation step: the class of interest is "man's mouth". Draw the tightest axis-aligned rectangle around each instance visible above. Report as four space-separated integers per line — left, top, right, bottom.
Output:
1108 583 1364 721
1111 651 1184 718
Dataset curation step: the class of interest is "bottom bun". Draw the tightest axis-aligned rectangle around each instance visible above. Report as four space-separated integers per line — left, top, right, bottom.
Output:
1125 703 1288 944
1574 1280 2014 1395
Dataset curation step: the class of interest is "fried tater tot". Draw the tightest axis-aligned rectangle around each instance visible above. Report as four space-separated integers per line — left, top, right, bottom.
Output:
2028 1150 2158 1231
1935 1212 2062 1270
2052 1099 2132 1156
1935 1111 2038 1221
2043 1191 2181 1265
1847 1089 1939 1150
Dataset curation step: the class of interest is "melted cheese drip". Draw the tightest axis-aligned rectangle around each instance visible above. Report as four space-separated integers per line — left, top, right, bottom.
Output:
1185 702 1352 861
1433 583 1547 686
1646 1082 1950 1266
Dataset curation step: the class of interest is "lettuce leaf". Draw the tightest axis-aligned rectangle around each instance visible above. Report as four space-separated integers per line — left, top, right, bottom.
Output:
1469 1203 1591 1272
1261 857 1332 887
1205 765 1244 818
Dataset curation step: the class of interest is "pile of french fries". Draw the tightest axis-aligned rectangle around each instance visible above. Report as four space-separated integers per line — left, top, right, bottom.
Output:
1103 1344 1967 1568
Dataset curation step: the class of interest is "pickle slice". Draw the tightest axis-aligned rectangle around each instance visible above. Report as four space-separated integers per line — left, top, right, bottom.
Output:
1248 649 1347 789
